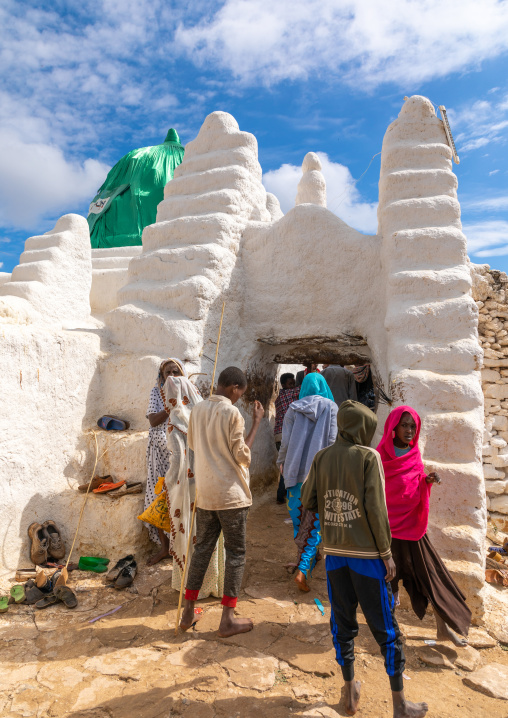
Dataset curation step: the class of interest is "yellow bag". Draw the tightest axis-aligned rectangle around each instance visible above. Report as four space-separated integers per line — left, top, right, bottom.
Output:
137 477 172 532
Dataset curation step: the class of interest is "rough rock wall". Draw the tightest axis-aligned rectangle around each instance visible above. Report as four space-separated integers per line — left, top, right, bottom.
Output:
378 96 485 615
472 264 508 527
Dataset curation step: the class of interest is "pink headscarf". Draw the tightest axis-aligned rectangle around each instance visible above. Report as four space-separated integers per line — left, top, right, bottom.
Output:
376 405 431 541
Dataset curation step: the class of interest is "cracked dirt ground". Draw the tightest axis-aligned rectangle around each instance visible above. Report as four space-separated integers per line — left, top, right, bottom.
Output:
1 498 508 718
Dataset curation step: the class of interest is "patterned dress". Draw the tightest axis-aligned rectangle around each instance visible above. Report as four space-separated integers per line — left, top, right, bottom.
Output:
144 386 171 544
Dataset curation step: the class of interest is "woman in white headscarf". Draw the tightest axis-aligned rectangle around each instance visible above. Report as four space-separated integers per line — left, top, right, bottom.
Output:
162 374 225 598
145 358 186 566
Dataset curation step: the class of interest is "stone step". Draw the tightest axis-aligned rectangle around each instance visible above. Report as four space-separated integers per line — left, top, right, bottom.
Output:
387 336 481 373
118 275 221 319
166 163 257 198
156 187 248 222
384 226 466 271
92 247 143 259
387 266 471 300
143 213 241 253
174 146 262 180
379 168 457 203
379 141 452 173
381 195 461 234
127 244 233 284
385 295 478 342
105 301 203 357
92 256 134 269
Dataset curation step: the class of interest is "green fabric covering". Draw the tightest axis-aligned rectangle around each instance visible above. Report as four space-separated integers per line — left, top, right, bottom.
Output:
87 129 184 248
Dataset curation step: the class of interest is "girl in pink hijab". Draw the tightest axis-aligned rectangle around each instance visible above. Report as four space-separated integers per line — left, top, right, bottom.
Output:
377 405 471 646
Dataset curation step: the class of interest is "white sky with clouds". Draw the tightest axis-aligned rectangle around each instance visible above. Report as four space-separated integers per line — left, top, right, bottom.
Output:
1 0 508 270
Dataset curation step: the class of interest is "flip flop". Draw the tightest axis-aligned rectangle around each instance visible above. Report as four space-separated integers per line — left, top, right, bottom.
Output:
78 475 111 492
108 483 143 498
106 555 135 582
54 585 78 609
24 581 45 605
93 481 126 494
10 585 26 604
35 594 59 609
97 416 130 431
78 557 110 573
0 596 9 613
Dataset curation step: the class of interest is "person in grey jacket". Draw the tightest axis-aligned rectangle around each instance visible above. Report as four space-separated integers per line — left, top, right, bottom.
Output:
321 364 357 407
277 373 337 591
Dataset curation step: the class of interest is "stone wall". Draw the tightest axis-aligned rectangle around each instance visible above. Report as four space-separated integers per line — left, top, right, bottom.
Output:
472 264 508 529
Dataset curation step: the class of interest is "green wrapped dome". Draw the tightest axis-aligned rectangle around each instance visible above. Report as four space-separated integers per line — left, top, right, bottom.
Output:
87 128 184 249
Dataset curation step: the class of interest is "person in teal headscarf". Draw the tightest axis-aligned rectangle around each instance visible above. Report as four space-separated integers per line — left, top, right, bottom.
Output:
87 129 184 249
277 372 338 591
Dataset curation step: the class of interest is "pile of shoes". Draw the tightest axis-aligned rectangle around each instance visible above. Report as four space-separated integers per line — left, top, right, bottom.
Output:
28 520 65 566
106 555 137 589
1 569 77 611
77 475 142 497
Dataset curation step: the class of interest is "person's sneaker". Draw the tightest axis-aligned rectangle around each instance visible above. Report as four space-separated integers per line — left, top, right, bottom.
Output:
114 560 137 589
106 555 135 582
43 520 66 560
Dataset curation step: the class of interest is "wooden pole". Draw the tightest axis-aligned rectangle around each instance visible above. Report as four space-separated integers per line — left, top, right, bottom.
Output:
175 302 226 634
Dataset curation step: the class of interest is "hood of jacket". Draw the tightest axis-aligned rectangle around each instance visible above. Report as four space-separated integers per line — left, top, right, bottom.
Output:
337 400 377 446
292 395 333 422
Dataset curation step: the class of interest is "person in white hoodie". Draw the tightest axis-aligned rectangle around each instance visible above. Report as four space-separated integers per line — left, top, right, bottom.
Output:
277 373 338 591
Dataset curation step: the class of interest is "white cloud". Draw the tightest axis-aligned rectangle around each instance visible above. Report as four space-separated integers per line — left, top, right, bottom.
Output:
463 220 508 256
263 152 378 234
176 0 508 88
0 262 3 269
451 93 508 154
467 196 508 211
489 169 500 175
0 130 109 229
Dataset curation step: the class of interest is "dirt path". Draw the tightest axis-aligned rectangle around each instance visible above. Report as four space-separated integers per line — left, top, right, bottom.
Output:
1 497 507 717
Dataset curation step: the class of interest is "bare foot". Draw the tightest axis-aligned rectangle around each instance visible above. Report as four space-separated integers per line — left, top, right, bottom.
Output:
393 591 400 607
344 679 361 715
393 691 428 718
218 606 254 637
295 570 310 592
180 600 197 632
435 614 468 647
146 548 171 566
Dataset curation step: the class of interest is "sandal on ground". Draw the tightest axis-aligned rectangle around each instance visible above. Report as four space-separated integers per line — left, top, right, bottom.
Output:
0 596 9 613
35 594 59 609
27 522 49 566
24 580 45 605
97 416 130 431
78 557 110 573
10 585 26 604
93 481 126 494
115 560 137 589
43 520 66 560
108 482 143 498
54 585 78 609
78 475 111 493
106 555 134 582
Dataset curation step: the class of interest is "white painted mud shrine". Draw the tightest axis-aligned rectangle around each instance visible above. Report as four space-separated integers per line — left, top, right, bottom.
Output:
1 95 506 633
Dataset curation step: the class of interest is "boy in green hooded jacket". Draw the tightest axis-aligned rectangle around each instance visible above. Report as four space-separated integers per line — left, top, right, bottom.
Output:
301 401 428 718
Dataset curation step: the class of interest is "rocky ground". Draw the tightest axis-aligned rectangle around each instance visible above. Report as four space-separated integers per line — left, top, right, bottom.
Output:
2 497 508 717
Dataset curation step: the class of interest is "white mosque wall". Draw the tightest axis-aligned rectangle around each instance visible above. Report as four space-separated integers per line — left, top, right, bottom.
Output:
0 97 490 623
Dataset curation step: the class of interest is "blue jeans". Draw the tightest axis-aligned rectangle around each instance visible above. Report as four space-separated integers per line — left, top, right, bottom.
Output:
287 482 321 576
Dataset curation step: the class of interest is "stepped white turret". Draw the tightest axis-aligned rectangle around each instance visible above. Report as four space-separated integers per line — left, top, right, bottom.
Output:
378 96 485 611
0 214 92 325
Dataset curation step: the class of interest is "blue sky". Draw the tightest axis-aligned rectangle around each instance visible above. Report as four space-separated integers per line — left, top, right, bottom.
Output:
1 0 508 273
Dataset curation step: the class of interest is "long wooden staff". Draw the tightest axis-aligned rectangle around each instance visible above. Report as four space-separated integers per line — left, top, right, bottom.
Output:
175 301 226 634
